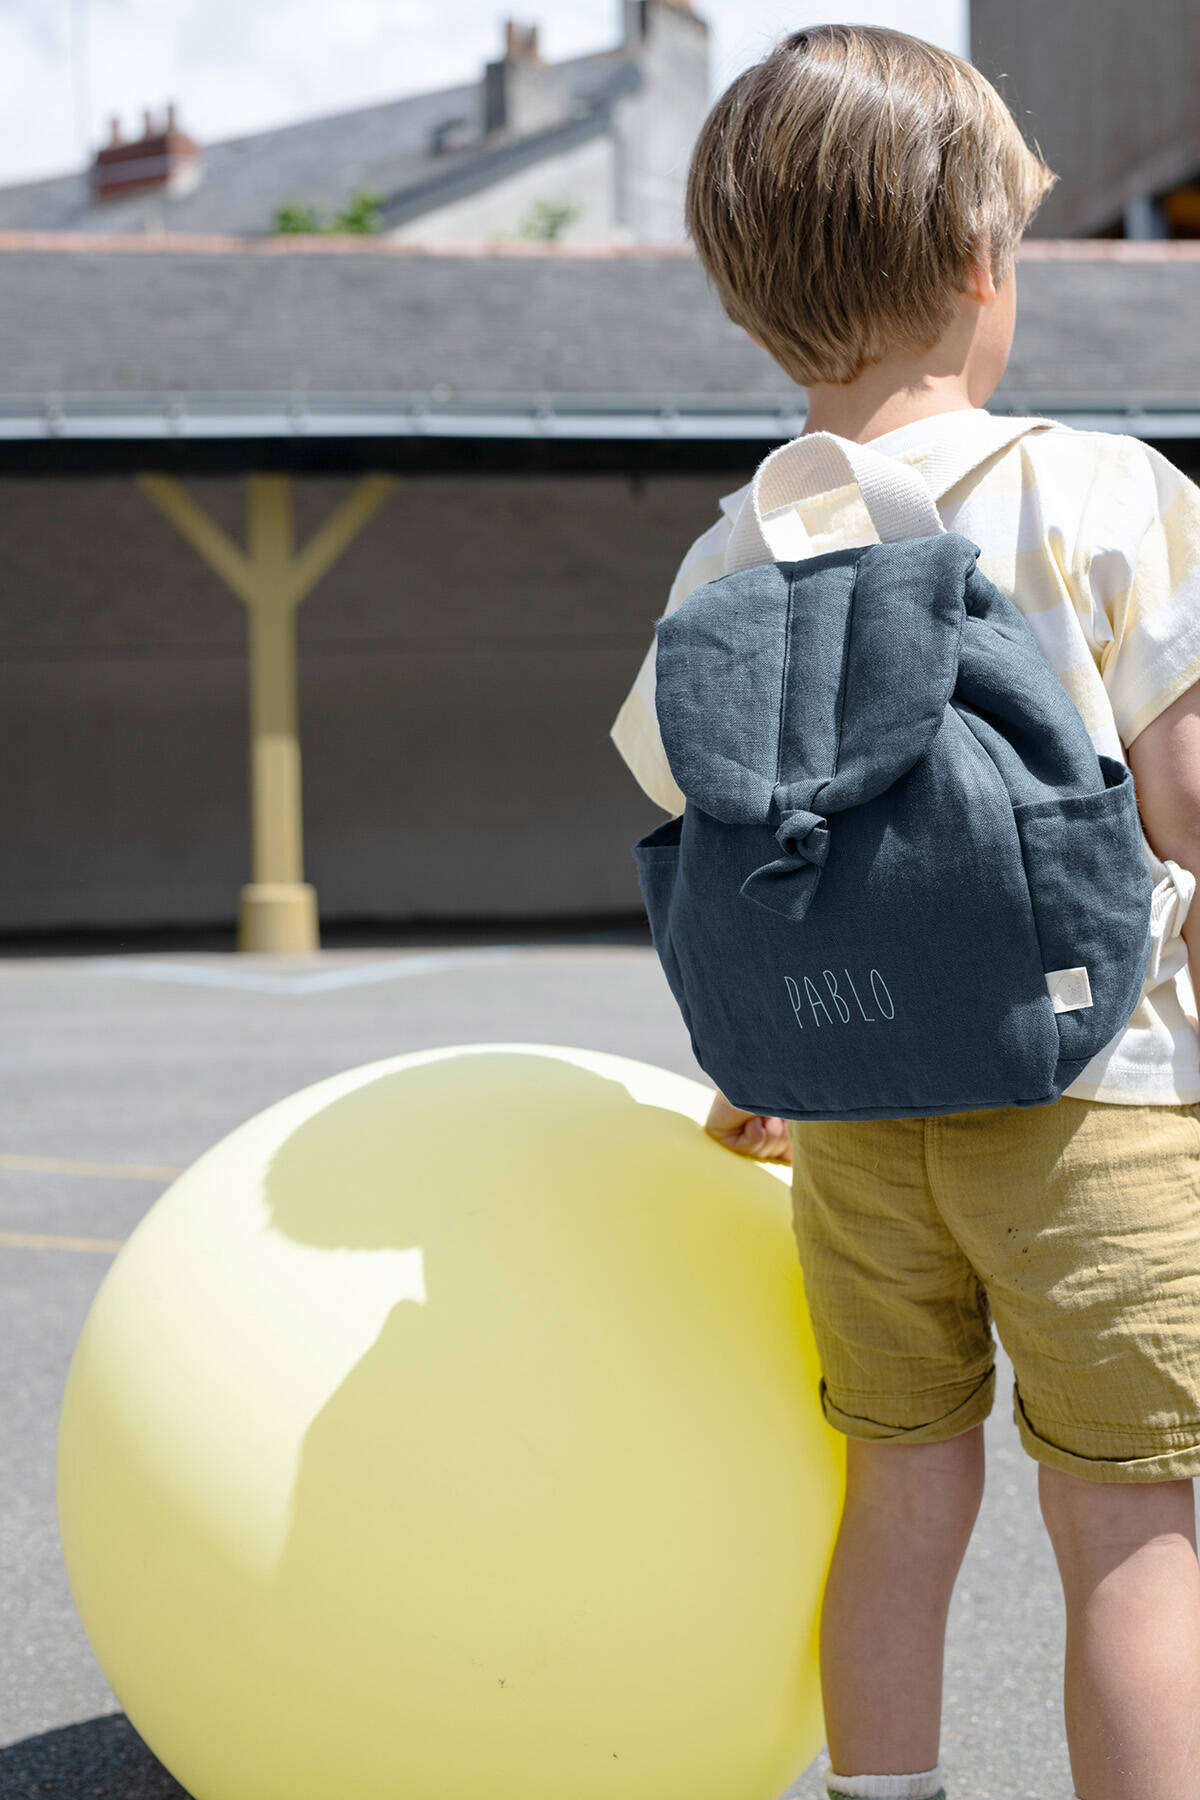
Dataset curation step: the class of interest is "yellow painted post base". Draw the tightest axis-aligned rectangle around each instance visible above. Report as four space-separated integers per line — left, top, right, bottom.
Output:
237 883 320 954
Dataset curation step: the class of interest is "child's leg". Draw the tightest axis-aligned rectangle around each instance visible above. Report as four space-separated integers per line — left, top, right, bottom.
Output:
820 1424 985 1777
1038 1466 1200 1800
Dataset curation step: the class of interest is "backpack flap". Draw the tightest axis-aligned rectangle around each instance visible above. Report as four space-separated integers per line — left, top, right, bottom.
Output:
654 531 979 922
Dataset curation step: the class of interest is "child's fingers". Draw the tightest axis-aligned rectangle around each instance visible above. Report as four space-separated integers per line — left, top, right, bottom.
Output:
705 1113 792 1163
756 1116 793 1162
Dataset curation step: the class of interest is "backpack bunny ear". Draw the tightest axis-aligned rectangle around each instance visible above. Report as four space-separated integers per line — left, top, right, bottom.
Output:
652 546 863 825
813 532 977 811
653 534 979 826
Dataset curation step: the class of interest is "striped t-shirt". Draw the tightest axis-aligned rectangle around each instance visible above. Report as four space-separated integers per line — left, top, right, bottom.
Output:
609 406 1200 1106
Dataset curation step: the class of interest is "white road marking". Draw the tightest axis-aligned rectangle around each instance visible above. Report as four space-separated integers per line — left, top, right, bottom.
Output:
82 946 525 996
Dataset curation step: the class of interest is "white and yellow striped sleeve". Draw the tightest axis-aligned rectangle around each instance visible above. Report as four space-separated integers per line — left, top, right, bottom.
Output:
608 515 731 814
1089 437 1200 747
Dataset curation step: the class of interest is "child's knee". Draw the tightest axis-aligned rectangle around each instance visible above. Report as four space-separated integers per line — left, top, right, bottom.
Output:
845 1424 986 1535
1038 1463 1197 1569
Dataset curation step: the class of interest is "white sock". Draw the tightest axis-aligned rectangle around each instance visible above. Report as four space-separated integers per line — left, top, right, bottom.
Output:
825 1767 945 1799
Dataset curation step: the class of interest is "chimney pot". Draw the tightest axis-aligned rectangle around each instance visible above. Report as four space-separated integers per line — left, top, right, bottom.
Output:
92 99 202 201
502 18 542 62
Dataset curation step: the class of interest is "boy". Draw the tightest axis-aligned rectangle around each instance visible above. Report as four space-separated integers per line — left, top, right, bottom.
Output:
609 26 1200 1800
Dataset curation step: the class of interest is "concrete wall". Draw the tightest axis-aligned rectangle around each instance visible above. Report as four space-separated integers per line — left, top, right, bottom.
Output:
0 469 728 933
971 0 1200 236
389 0 711 249
615 0 711 243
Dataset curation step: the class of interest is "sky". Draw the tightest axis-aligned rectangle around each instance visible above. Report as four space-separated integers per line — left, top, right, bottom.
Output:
0 0 968 188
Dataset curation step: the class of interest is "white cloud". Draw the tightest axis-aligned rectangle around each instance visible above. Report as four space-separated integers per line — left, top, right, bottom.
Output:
0 9 75 184
0 0 968 188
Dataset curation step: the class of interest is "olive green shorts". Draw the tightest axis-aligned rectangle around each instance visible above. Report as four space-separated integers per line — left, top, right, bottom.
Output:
786 1097 1200 1482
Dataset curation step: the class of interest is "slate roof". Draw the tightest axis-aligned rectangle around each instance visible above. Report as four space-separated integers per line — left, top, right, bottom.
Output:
0 238 1195 437
0 46 637 239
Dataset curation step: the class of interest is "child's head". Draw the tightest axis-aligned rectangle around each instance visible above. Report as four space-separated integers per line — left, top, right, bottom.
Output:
684 25 1056 389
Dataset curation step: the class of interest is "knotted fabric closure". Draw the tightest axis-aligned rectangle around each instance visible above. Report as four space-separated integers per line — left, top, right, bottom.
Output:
740 804 831 921
776 807 830 863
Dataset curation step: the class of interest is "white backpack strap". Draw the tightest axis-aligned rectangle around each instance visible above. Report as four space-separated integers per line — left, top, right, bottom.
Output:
725 413 1056 573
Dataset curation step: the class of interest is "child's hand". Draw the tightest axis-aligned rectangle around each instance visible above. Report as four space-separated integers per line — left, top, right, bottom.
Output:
703 1091 793 1164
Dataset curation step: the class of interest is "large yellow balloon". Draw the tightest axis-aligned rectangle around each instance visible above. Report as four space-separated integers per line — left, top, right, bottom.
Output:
57 1044 844 1800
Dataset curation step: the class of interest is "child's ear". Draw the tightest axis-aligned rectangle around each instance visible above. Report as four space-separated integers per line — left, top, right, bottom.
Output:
964 253 999 308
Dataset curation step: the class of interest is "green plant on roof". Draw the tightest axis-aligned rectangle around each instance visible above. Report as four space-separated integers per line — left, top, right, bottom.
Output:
330 187 384 233
273 199 322 234
518 195 583 240
270 187 384 236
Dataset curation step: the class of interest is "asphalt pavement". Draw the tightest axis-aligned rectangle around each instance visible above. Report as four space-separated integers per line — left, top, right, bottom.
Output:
1 926 1078 1800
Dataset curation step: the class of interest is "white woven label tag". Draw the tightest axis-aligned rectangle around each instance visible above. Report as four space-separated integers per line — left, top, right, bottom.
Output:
1045 966 1093 1013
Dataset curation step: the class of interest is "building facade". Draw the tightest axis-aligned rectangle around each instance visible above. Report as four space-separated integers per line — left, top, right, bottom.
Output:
0 0 710 248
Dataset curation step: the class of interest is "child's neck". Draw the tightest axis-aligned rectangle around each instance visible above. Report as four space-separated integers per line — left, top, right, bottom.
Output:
801 372 994 445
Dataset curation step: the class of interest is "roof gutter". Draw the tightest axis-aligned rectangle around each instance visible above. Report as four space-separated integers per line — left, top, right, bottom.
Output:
3 392 1200 443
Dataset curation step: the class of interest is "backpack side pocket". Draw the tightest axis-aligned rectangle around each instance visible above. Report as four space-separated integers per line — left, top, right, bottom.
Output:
1011 755 1155 1062
632 814 692 1026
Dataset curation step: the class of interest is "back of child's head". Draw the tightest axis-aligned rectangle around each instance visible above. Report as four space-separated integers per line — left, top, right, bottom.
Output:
685 25 1056 385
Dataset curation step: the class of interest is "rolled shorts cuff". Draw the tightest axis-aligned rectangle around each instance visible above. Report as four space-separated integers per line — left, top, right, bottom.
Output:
1013 1386 1200 1483
819 1363 995 1444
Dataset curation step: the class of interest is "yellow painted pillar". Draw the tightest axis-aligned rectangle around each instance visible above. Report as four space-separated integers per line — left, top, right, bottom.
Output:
238 476 317 952
137 470 397 953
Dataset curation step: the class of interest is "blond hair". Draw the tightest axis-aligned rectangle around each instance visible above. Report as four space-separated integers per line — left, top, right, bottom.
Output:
684 25 1056 385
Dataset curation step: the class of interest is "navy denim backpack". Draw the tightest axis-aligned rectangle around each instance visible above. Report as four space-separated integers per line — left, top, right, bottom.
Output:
632 424 1155 1122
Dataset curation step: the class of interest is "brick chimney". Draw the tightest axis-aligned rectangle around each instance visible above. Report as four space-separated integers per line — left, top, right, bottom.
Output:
484 17 568 139
504 19 541 59
90 102 202 203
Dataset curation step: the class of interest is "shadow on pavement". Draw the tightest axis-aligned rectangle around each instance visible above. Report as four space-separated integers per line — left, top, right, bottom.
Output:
0 1714 192 1798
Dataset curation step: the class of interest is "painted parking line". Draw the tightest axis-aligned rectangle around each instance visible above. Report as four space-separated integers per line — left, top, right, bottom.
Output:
0 1153 182 1180
83 946 526 996
0 1153 175 1252
0 1229 124 1254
